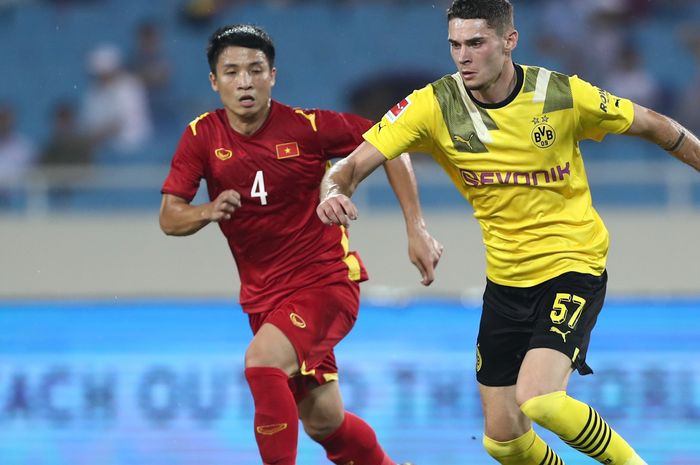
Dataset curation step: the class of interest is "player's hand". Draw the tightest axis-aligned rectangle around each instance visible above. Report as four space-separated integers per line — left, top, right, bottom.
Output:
407 226 443 286
207 189 241 222
317 194 358 227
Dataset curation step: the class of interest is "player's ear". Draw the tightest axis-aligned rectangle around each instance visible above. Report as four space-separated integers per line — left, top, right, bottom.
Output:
270 66 277 88
504 29 518 53
209 72 218 92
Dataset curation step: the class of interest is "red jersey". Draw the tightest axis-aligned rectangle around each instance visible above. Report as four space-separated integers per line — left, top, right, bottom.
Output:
162 100 370 313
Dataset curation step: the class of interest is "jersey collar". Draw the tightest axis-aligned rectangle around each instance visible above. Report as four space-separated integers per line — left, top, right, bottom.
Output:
466 62 524 110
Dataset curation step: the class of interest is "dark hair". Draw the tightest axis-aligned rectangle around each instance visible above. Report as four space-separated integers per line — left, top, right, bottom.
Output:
206 24 275 74
447 0 514 34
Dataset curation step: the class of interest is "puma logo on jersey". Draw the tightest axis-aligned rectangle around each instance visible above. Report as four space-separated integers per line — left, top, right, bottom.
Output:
454 133 475 150
549 326 571 343
256 423 288 435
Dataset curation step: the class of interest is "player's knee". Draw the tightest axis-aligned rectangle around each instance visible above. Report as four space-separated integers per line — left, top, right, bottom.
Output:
244 345 288 371
519 390 566 426
301 410 344 442
514 381 562 408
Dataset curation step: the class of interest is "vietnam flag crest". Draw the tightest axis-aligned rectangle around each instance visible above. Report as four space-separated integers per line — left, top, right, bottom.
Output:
276 142 300 159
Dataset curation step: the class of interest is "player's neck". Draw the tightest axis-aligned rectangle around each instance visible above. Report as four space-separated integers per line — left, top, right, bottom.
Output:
225 104 271 136
470 61 517 105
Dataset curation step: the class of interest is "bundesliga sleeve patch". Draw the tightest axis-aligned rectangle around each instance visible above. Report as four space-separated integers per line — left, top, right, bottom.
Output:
384 97 411 123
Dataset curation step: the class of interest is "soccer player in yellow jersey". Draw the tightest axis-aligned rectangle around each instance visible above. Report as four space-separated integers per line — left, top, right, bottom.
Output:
317 1 700 464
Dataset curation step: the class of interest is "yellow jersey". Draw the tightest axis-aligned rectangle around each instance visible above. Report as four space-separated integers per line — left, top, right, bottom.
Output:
364 64 635 287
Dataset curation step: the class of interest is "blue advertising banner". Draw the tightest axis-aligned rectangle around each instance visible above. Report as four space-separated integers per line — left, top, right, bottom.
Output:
1 299 699 465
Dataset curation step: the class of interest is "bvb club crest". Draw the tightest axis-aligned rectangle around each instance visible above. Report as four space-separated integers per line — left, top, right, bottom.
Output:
531 115 556 148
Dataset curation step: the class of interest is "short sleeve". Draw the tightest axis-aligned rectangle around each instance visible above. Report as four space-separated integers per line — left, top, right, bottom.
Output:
363 84 435 160
311 110 373 160
161 125 206 201
572 75 635 142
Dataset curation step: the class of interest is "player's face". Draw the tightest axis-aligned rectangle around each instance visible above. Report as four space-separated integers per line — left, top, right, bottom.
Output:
448 18 516 91
209 46 276 121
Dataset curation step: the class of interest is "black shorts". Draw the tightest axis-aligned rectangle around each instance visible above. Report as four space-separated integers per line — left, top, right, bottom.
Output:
476 270 607 387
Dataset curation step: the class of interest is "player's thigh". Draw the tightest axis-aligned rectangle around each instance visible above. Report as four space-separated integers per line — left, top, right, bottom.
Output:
297 380 345 440
476 280 535 387
479 383 531 441
245 322 298 374
269 279 359 373
515 347 574 405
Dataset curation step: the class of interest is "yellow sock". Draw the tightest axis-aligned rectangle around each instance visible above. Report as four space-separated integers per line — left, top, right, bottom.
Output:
483 428 564 465
521 391 646 465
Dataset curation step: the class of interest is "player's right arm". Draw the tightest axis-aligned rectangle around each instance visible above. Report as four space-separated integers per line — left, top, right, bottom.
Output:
318 86 434 226
624 103 700 172
317 140 386 227
159 191 241 236
161 114 243 236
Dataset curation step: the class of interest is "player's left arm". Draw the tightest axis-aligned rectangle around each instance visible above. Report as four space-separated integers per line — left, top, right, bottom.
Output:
625 103 700 172
383 153 444 286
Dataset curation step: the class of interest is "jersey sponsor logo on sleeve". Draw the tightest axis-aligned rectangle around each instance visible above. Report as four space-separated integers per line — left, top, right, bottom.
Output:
214 148 233 160
276 142 300 159
384 97 411 123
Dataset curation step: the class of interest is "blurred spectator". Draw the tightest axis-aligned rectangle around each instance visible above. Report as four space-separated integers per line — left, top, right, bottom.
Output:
347 70 438 165
347 70 438 122
129 20 174 132
80 44 153 157
39 101 96 207
179 0 235 27
675 25 700 137
178 0 320 25
0 103 37 205
40 101 95 167
45 0 103 8
602 43 661 110
535 0 629 83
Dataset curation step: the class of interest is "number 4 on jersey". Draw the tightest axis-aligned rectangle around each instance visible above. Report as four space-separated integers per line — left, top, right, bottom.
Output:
251 170 268 205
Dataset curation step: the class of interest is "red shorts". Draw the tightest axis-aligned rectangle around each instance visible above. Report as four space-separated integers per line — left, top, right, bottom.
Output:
247 277 359 402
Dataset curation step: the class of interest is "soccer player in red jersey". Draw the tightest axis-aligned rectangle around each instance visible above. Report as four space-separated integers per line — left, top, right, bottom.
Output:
159 24 441 465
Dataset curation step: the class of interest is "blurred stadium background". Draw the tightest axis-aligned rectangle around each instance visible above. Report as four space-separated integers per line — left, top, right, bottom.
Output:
1 0 700 464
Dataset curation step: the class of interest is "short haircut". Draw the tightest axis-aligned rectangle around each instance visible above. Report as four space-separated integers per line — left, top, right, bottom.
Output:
447 0 514 35
206 24 275 74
